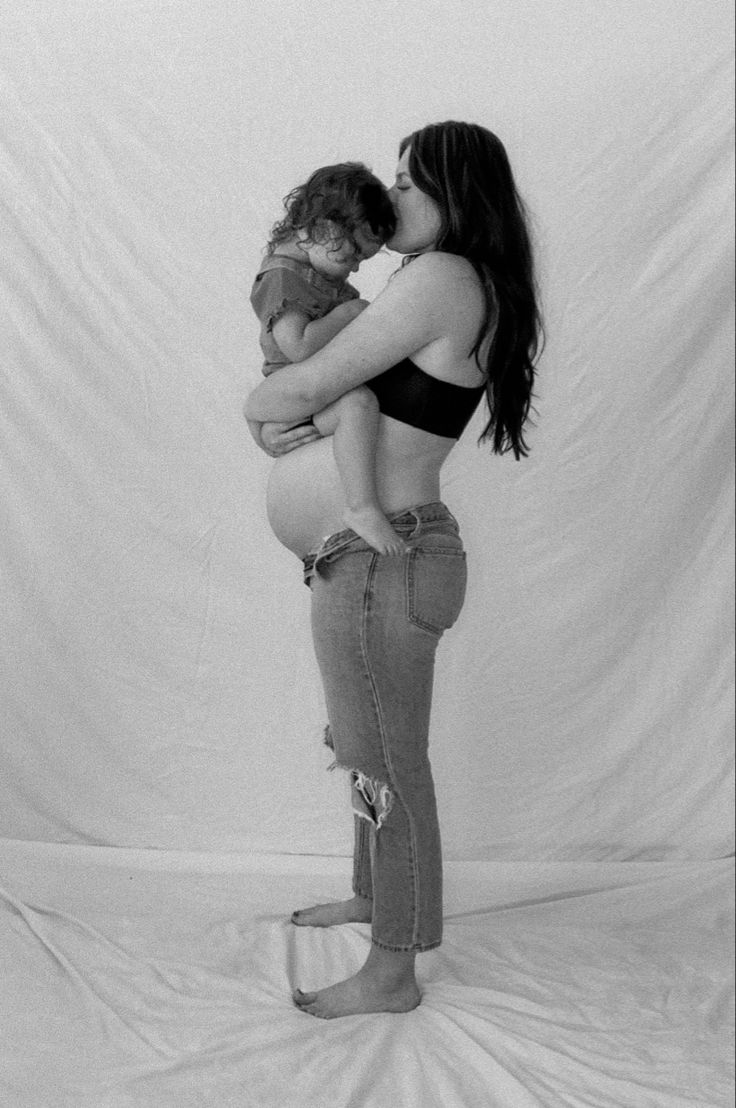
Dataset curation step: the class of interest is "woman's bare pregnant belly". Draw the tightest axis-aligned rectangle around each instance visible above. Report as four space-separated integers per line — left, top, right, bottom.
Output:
266 420 451 558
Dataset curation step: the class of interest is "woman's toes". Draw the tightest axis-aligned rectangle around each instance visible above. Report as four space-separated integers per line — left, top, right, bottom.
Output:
293 990 331 1017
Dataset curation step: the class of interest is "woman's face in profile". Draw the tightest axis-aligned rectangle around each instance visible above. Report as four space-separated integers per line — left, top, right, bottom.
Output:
387 147 442 255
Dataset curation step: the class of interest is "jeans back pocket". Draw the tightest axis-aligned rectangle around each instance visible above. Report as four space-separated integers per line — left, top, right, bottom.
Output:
406 539 467 636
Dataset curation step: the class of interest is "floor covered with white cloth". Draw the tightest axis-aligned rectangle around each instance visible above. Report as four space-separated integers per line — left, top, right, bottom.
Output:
1 841 732 1108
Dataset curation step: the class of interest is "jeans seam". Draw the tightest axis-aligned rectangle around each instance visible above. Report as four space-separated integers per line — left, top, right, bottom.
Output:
360 555 422 949
352 815 372 900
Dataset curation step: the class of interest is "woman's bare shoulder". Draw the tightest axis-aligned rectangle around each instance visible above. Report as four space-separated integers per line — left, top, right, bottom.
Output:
395 251 480 278
390 252 484 305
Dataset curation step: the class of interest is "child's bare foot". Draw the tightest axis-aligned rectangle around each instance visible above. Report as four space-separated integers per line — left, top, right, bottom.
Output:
291 895 372 928
343 506 408 555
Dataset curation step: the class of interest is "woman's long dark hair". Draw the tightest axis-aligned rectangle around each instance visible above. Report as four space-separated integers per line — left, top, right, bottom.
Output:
401 122 543 457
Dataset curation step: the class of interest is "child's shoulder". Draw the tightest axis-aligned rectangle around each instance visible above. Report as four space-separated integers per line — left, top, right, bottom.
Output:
250 253 347 328
249 255 316 322
255 252 312 278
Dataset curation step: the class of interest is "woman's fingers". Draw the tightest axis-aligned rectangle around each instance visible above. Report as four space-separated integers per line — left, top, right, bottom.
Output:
261 420 321 455
275 435 319 454
284 422 317 440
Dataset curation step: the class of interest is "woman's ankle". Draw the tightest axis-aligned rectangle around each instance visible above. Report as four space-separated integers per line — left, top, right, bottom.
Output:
364 943 417 982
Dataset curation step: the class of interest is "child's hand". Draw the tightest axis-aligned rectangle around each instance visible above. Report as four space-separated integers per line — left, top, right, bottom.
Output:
332 298 369 324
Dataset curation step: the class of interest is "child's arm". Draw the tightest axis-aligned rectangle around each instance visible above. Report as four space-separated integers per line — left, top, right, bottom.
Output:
272 299 367 364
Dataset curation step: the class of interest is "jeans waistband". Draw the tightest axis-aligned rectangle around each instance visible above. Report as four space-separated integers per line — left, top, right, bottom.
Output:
302 501 460 585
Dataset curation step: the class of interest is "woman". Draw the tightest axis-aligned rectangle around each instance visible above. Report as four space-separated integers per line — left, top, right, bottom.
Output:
245 120 542 1019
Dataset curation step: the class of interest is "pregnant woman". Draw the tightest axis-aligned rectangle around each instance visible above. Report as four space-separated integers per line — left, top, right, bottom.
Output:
245 120 542 1019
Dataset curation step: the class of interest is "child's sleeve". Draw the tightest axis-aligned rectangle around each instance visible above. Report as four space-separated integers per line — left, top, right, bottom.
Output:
249 266 324 334
340 281 361 304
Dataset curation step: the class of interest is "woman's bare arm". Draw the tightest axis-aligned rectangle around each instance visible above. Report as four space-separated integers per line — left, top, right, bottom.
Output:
244 255 476 422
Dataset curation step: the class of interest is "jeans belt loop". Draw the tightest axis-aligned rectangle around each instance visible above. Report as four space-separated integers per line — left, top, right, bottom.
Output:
408 508 422 539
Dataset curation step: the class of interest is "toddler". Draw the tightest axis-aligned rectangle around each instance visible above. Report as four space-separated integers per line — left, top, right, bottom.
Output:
250 163 406 555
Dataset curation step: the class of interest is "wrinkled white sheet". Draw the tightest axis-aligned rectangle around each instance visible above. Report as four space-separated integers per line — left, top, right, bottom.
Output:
0 841 733 1108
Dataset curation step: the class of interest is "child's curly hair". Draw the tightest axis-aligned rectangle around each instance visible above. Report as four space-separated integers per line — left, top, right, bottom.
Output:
267 162 396 254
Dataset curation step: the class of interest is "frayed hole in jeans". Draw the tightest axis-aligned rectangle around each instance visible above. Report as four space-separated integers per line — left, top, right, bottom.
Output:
351 770 393 831
323 727 393 829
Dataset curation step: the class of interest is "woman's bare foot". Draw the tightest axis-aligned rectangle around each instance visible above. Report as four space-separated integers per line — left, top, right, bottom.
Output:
293 947 420 1019
291 895 372 928
293 973 420 1018
342 506 408 556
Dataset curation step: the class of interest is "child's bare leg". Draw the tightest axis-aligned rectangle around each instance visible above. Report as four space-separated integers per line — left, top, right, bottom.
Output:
312 389 407 555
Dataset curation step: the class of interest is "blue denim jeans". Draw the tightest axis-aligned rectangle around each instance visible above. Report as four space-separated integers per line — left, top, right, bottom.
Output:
302 502 467 952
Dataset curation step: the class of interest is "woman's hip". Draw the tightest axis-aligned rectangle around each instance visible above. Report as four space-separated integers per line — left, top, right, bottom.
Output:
303 501 467 602
307 502 468 717
307 503 466 799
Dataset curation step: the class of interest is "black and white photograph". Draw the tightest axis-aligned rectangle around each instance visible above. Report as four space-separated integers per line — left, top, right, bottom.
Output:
0 2 733 1105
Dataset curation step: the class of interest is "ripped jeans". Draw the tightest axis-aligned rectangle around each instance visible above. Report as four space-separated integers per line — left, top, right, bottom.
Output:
302 502 467 952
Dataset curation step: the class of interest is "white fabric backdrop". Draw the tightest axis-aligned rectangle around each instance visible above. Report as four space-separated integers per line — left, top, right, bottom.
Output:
0 0 733 861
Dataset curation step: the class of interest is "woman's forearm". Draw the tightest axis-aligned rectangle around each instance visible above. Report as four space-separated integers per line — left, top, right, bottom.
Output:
245 363 322 422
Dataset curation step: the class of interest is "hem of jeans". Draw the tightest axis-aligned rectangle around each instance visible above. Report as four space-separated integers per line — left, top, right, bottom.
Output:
370 936 442 953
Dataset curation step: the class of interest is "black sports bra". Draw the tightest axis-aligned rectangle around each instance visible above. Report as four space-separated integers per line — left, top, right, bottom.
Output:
367 358 485 439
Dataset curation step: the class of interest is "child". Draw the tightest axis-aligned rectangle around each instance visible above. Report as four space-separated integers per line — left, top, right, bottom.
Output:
249 163 407 555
